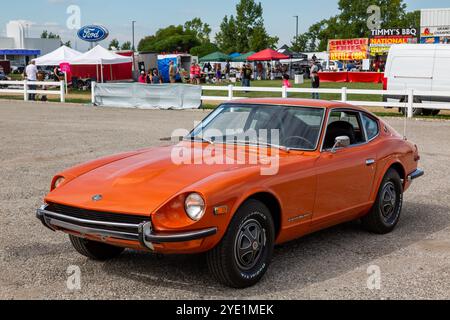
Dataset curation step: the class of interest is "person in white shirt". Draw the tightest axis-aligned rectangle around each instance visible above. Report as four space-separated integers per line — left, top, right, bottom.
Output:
25 60 38 101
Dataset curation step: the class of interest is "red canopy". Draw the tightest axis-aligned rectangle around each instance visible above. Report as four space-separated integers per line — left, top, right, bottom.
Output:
247 49 289 61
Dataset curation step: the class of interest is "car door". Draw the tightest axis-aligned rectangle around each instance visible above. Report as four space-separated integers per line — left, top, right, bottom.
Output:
312 109 378 230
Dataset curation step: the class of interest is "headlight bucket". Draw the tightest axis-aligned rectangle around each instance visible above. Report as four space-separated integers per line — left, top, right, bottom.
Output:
185 193 206 221
51 176 66 191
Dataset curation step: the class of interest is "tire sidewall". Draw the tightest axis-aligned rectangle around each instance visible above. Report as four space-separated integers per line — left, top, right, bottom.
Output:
228 202 275 286
376 171 403 229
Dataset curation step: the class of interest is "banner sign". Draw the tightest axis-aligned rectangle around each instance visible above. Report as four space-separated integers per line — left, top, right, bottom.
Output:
421 26 450 37
328 38 368 60
371 28 417 37
369 36 417 56
77 25 109 42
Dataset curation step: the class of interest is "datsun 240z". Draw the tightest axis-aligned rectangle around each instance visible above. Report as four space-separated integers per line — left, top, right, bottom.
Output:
37 99 424 288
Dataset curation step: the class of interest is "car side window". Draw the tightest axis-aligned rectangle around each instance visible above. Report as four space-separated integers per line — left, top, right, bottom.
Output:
361 113 379 141
323 111 366 149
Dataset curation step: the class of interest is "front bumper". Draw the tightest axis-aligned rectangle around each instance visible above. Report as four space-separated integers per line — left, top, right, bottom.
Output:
36 205 217 251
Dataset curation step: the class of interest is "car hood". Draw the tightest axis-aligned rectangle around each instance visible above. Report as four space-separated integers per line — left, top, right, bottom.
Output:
45 143 279 215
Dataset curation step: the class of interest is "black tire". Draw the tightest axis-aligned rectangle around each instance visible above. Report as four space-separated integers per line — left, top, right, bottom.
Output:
432 110 441 116
207 200 275 288
69 235 124 261
400 97 423 116
362 169 404 234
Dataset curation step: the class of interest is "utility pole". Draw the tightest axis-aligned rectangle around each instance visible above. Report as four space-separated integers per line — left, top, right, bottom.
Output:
293 15 299 39
132 20 136 74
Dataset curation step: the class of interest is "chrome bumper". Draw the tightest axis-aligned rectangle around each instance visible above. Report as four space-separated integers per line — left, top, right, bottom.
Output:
408 169 425 182
36 205 217 251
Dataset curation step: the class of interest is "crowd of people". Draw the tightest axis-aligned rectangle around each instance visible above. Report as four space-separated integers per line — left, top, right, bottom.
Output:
133 59 322 100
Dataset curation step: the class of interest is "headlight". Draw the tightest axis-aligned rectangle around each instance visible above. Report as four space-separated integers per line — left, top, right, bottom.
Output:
52 177 66 190
185 193 205 221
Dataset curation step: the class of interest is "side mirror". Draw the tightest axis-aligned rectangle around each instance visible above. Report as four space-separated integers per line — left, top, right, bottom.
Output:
331 136 350 153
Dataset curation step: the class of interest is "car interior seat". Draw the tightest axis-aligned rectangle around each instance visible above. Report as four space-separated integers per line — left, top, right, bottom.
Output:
323 121 357 149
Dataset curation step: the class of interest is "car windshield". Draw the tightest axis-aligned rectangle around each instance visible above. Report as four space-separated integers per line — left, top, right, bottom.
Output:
188 104 325 150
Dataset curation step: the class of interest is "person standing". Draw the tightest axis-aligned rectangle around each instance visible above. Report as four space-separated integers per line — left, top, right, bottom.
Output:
225 61 231 80
194 62 201 85
242 63 253 88
151 69 163 84
311 67 320 100
169 61 176 84
138 71 147 84
25 60 38 101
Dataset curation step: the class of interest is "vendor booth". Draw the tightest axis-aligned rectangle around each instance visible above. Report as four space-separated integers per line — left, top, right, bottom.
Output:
69 45 133 83
33 46 81 66
157 54 192 83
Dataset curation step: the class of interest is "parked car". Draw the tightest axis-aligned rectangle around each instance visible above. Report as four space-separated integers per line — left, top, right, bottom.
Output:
384 44 450 116
0 71 11 88
36 99 424 288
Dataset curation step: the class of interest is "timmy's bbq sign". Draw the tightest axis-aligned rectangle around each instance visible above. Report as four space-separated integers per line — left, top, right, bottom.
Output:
328 38 369 61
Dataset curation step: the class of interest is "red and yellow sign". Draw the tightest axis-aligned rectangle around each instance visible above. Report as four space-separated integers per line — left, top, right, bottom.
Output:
369 36 416 56
328 38 369 61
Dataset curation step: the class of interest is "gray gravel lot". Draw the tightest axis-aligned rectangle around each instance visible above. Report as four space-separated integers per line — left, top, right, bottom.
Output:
0 101 449 300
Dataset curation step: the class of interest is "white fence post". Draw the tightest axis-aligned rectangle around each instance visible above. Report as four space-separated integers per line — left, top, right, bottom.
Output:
91 81 96 105
24 80 28 101
228 84 234 101
341 87 348 102
60 81 65 103
407 89 414 119
282 86 288 98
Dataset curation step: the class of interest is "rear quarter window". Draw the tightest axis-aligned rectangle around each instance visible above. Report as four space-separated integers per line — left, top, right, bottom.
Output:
361 114 379 141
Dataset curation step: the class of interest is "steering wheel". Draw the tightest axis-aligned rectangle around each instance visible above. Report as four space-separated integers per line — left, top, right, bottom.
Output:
282 136 315 149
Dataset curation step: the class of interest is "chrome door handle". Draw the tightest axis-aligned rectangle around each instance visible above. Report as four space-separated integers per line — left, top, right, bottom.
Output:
366 159 376 166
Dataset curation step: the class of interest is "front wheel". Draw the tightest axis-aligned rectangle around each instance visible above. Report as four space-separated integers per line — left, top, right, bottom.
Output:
69 235 125 261
207 200 275 288
362 169 404 234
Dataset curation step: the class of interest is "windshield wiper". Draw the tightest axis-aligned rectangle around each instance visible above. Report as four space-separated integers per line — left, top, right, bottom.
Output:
234 140 291 153
187 136 215 145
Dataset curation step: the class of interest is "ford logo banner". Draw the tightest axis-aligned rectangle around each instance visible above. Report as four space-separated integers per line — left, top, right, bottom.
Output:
77 25 109 42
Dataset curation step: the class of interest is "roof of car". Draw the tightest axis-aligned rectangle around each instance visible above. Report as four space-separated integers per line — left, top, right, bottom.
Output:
225 98 365 110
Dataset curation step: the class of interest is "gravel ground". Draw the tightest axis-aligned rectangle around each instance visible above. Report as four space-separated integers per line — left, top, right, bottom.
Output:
0 101 449 300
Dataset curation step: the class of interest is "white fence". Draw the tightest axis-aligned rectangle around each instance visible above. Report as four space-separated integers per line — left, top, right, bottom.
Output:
0 80 66 102
202 85 450 118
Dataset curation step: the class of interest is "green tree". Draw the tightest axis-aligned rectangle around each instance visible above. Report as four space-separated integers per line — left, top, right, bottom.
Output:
297 0 420 52
108 39 120 50
121 41 132 50
216 0 277 53
215 16 238 53
190 42 219 57
138 25 200 53
41 30 60 39
63 41 72 48
184 18 212 44
291 34 310 52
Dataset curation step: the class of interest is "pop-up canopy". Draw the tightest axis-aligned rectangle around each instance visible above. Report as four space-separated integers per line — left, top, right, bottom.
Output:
70 45 132 65
247 49 289 61
70 45 133 83
33 46 82 66
199 51 230 62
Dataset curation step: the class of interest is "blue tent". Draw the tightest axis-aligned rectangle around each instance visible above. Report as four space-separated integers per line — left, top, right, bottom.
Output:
229 52 241 58
157 55 178 83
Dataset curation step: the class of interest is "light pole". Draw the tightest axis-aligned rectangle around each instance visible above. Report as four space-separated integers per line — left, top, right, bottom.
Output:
293 16 299 39
132 20 136 74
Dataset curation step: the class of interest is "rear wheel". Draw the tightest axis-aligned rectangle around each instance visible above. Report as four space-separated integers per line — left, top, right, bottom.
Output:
400 97 423 116
362 169 403 234
69 235 125 261
207 200 275 288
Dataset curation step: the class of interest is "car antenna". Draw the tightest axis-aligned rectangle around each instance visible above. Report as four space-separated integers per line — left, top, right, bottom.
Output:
403 101 408 140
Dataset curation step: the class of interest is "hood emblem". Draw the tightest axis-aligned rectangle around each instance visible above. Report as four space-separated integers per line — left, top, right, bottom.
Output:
92 194 103 202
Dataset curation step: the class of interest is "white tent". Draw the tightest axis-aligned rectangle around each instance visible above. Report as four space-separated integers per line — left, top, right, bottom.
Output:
70 45 133 82
33 46 82 66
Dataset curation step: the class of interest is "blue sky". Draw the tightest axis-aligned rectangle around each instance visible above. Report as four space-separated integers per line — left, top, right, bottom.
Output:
1 0 449 51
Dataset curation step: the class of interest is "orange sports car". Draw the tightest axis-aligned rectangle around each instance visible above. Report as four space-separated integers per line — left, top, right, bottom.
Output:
37 99 423 288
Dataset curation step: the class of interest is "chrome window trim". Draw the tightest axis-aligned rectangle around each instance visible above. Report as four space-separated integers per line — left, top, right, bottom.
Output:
320 108 381 153
188 103 327 152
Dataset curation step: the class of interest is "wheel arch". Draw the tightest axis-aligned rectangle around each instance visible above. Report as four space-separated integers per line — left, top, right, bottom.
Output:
236 191 283 239
372 160 407 201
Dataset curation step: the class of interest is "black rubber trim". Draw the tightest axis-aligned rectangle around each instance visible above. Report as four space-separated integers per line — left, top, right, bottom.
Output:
143 226 218 244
